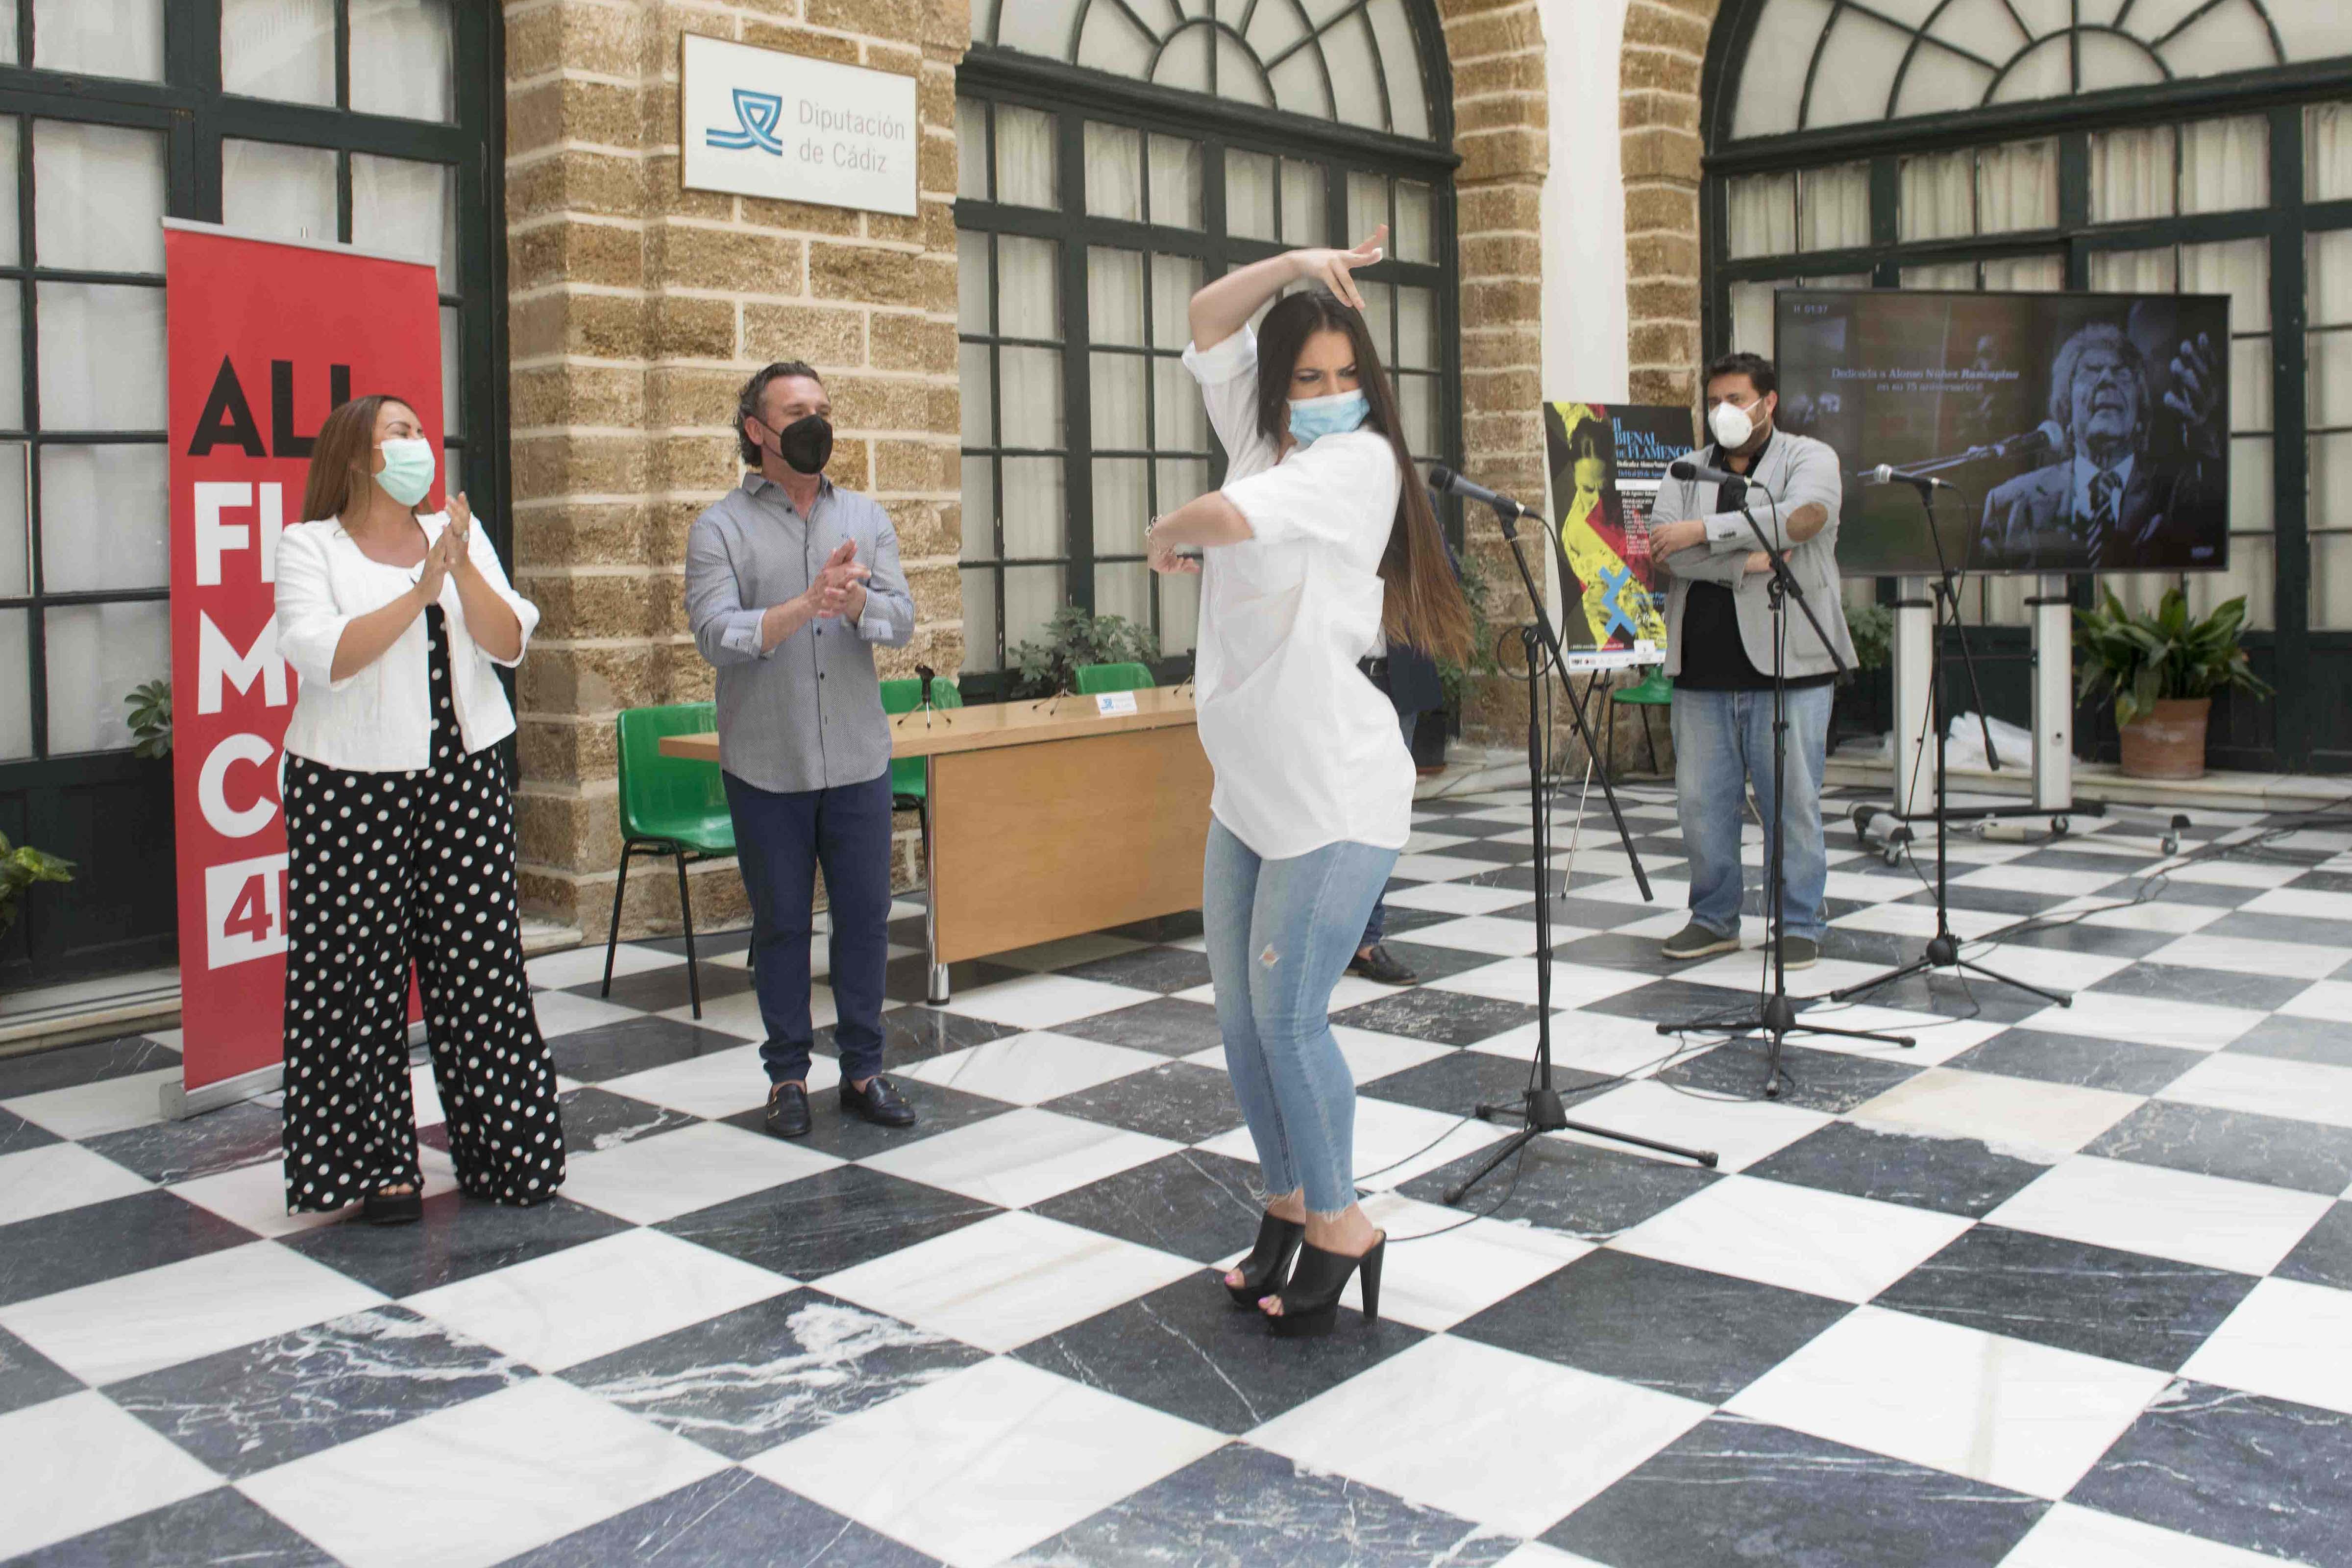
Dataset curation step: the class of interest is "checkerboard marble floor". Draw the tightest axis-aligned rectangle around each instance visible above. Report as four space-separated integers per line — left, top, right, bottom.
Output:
6 784 2352 1567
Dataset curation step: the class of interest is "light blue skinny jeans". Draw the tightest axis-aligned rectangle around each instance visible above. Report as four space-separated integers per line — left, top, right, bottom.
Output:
1202 820 1399 1217
1670 683 1835 942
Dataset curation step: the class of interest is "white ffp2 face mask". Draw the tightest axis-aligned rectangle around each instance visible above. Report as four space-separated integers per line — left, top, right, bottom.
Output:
1708 399 1756 451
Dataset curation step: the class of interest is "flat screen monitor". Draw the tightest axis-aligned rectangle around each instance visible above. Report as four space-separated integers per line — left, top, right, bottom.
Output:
1774 288 2232 577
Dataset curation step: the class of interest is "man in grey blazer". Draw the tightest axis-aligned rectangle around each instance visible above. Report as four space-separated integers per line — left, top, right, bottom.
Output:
1647 351 1855 971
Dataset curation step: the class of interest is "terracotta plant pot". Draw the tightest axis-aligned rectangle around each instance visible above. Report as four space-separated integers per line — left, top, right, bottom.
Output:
2117 696 2211 780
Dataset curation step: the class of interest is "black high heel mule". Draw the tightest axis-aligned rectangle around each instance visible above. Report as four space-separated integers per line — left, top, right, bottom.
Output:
1222 1211 1306 1308
1265 1232 1385 1339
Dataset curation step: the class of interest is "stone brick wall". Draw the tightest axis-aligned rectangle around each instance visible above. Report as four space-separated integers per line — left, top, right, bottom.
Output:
502 0 969 940
1620 0 1717 410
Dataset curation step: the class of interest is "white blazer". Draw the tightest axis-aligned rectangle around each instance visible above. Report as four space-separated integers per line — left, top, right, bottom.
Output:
276 511 539 772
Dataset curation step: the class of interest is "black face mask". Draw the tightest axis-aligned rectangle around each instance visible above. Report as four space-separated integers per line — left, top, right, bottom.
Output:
764 413 833 476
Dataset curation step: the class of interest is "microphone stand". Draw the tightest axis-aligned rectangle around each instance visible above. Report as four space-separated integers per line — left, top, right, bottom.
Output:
1443 493 1714 1205
1651 479 1914 1098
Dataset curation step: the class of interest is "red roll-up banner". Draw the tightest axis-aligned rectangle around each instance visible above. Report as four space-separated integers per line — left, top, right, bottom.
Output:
166 222 444 1102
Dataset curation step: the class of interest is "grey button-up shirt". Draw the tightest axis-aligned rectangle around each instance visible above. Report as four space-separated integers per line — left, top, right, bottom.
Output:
684 472 916 794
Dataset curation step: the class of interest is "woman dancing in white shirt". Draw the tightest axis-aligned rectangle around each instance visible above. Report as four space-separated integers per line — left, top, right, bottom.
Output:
1148 226 1472 1337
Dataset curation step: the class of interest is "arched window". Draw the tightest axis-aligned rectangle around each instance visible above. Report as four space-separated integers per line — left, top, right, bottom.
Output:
1703 0 2352 770
955 0 1457 680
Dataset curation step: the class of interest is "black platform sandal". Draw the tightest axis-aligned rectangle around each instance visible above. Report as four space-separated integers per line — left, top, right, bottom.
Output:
1265 1232 1385 1339
1222 1211 1306 1308
360 1189 423 1226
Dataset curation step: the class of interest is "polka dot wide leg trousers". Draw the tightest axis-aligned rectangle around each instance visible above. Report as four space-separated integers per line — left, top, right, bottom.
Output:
280 611 563 1213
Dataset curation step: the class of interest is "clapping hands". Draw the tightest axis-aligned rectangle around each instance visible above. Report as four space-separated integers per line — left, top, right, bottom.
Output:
811 538 870 621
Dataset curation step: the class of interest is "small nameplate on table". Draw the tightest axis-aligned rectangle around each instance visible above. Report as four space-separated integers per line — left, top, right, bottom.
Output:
1094 691 1140 716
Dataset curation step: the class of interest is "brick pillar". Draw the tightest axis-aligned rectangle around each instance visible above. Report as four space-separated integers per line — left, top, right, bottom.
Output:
502 0 969 942
1621 0 1716 410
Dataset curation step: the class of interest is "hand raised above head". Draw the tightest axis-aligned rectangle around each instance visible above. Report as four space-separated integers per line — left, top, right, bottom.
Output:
1293 223 1386 311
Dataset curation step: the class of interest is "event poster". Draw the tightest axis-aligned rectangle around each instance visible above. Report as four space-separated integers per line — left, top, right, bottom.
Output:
166 222 444 1097
1543 402 1690 654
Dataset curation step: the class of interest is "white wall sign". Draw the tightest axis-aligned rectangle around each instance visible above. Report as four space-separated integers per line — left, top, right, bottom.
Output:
680 33 918 217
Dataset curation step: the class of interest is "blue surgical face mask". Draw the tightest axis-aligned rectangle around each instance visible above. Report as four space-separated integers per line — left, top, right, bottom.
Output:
1287 388 1370 447
375 437 436 507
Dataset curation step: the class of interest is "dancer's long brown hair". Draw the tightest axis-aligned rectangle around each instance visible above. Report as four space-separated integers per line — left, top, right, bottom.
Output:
300 394 418 522
1253 291 1471 663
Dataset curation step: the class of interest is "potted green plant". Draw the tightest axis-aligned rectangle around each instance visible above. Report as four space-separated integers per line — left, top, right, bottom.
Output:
1007 604 1163 698
2075 585 2273 780
1431 546 1502 759
1 831 74 949
1834 601 1893 746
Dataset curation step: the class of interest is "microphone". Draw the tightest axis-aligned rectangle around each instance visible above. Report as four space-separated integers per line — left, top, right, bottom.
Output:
1667 458 1758 492
1988 420 2064 460
1427 465 1534 520
916 663 935 706
1856 465 1958 491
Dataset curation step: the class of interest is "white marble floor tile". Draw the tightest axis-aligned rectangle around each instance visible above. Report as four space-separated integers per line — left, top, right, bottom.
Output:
1324 975 1395 1014
747 1355 1224 1568
2075 900 2229 934
1380 881 1544 916
2142 931 2348 980
1326 1026 1455 1085
529 990 645 1041
2158 1051 2352 1131
1 1241 386 1386
1823 868 1938 905
1194 1094 1507 1192
2164 859 2309 889
1551 1079 1834 1172
1831 901 2013 941
1390 853 1501 883
904 1031 1161 1104
0 1391 219 1558
2243 886 2352 921
239 1376 728 1568
1999 1502 2289 1568
1394 916 1549 957
1848 1069 2141 1161
1613 1173 1972 1302
1357 1193 1592 1330
1725 1305 2170 1499
2280 979 2352 1022
1249 1333 1709 1538
600 1042 823 1120
936 974 1158 1030
1675 951 1901 999
167 1147 458 1240
2179 1276 2352 1417
1465 1013 1687 1079
1431 958 1655 1010
662 984 832 1042
404 1228 790 1372
1577 876 1692 908
1986 1155 2334 1276
0 1141 151 1225
1961 942 2136 994
558 1120 839 1225
1954 863 2128 897
860 1107 1178 1210
1 1068 179 1141
814 1210 1198 1353
525 943 680 990
1773 1005 2011 1067
1492 1545 1613 1568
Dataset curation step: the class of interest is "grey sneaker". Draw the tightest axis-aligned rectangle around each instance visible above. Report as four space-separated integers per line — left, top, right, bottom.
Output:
1661 922 1740 961
1780 936 1818 971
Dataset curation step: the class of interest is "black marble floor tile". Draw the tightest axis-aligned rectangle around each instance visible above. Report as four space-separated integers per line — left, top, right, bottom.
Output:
2085 961 2315 1012
821 1004 1026 1066
1054 996 1226 1057
1455 1250 1850 1403
0 1190 256 1308
1504 896 1662 933
545 1016 748 1085
556 1085 700 1156
1546 930 1678 971
2225 1012 2352 1069
1357 1049 1609 1116
635 929 751 960
659 1164 998 1281
1817 970 2054 1025
500 1467 941 1568
1411 810 1524 838
1876 1225 2258 1372
2289 868 2352 895
1041 1062 1246 1146
1012 1443 1514 1568
2202 909 2352 948
1422 835 1533 865
1656 1040 1920 1114
1982 920 2177 960
0 1323 79 1415
1945 1029 2206 1097
282 1194 631 1299
2113 876 2268 909
1014 1276 1421 1435
720 1078 1009 1162
1547 1415 2049 1568
108 1304 533 1477
882 956 1026 1004
82 1100 285 1185
1030 1149 1271 1263
1398 1135 1720 1243
11 1486 337 1568
2068 1380 2352 1568
0 1034 178 1100
2275 1201 2352 1292
886 914 930 950
572 961 754 1015
1359 939 1515 985
2087 1100 2352 1197
1328 989 1543 1047
562 1288 987 1459
1746 1121 2051 1218
1813 926 1912 966
2009 846 2145 878
1584 977 1767 1027
1106 909 1205 943
1364 904 1460 940
0 1105 59 1155
1906 883 2070 918
1056 945 1215 995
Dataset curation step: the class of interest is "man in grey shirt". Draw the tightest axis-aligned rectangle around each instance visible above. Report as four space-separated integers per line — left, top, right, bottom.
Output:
685 360 918 1139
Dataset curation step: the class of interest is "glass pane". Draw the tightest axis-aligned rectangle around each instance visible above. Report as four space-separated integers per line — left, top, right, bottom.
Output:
0 288 19 430
957 98 988 201
996 236 1058 341
959 344 992 446
1396 286 1436 370
1727 173 1796 260
44 600 170 754
1083 122 1141 221
1003 564 1066 652
1155 457 1208 521
1323 10 1383 131
1347 172 1387 246
2228 435 2274 533
2309 101 2352 203
441 306 461 440
1153 359 1205 451
0 442 24 595
0 609 26 760
34 0 162 81
2309 231 2352 327
40 444 168 592
2315 534 2352 631
1728 280 1776 356
1151 255 1199 349
1090 352 1144 449
2181 115 2268 214
1366 0 1429 139
223 0 336 106
957 230 989 333
2179 238 2267 333
1086 247 1144 347
0 121 18 266
2313 434 2352 559
1002 458 1064 558
2087 246 2176 293
2228 338 2273 434
38 284 167 432
1148 136 1201 229
0 8 12 69
1394 180 1433 264
33 121 167 273
1096 561 1150 628
353 154 458 292
1093 457 1148 555
1075 1 1152 78
1226 148 1277 242
1152 24 1209 92
2090 125 2176 223
997 348 1063 449
1982 254 2063 291
960 455 995 560
1282 160 1324 246
1798 162 1869 252
1357 281 1392 361
223 139 338 246
1158 566 1199 655
2312 330 2352 430
994 105 1056 210
2188 532 2269 630
350 0 454 122
1900 262 1975 290
1398 373 1437 456
1977 139 2058 232
1898 150 1972 242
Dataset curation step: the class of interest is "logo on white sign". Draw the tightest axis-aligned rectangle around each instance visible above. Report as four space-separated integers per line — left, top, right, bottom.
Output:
681 33 917 217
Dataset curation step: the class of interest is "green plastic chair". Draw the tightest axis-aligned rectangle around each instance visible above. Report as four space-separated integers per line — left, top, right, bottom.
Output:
1074 662 1155 695
880 675 963 809
603 702 735 1018
1608 668 1673 778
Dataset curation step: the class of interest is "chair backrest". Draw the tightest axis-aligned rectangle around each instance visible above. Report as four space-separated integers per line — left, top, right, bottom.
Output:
614 703 726 841
1075 662 1154 695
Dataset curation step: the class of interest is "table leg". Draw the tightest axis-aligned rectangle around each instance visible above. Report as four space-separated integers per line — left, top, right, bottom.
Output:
923 754 949 1005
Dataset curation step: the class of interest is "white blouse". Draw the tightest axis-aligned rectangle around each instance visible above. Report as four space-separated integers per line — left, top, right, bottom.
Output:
275 511 539 772
1182 327 1413 860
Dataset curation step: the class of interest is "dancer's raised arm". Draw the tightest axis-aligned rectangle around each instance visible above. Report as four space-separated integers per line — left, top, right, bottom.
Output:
1187 224 1387 353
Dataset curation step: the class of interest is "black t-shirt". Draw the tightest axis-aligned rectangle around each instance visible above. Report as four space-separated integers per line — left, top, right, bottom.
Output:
1673 434 1833 692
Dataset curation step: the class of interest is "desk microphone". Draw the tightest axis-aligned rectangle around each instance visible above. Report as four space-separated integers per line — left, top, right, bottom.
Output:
1667 458 1771 494
1857 464 1957 492
1427 465 1535 520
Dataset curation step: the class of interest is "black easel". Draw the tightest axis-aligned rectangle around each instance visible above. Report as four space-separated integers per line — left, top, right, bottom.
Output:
1652 481 1913 1098
1442 493 1715 1205
1831 482 2071 1010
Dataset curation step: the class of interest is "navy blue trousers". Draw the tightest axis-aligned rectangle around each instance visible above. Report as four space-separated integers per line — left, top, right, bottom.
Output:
722 769 894 1085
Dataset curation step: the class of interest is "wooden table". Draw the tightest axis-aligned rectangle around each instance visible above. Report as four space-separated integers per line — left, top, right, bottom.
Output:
658 688 1212 1001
